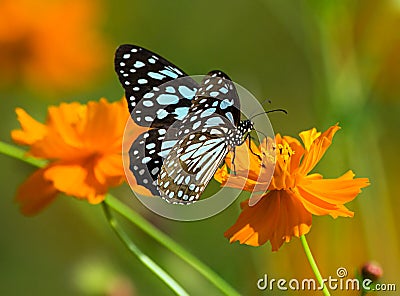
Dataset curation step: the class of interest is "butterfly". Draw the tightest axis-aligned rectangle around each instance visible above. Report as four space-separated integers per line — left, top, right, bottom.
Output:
114 44 256 204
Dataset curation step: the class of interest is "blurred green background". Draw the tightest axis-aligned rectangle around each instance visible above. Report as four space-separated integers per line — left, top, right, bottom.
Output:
1 0 399 295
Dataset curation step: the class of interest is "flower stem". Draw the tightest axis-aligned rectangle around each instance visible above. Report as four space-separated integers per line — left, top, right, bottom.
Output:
102 202 189 296
300 235 331 296
105 194 241 296
0 141 47 167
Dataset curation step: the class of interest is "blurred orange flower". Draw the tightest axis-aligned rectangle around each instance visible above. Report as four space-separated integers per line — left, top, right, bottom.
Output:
11 98 131 216
215 125 370 251
0 0 107 91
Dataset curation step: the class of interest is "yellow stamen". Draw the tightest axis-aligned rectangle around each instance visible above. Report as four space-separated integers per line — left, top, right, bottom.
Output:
277 143 294 162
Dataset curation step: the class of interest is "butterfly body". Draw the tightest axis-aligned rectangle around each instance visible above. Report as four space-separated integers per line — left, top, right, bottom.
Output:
115 44 254 204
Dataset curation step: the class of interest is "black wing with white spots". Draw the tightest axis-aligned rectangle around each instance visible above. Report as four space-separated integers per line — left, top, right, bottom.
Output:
128 127 179 195
114 44 198 127
192 70 240 126
115 44 254 203
176 71 241 139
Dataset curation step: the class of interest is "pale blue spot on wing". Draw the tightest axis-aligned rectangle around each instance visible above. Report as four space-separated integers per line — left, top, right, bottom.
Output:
220 99 233 109
159 140 177 158
185 142 202 152
178 86 196 99
225 112 234 124
219 87 228 94
156 94 179 105
205 117 225 127
160 69 178 79
143 93 154 99
148 72 166 80
174 107 189 120
142 157 152 164
192 121 201 130
200 108 217 118
158 149 170 158
156 109 169 119
210 91 219 97
192 142 219 158
148 58 156 64
165 86 176 93
161 140 177 150
143 100 154 107
134 61 145 68
146 143 156 149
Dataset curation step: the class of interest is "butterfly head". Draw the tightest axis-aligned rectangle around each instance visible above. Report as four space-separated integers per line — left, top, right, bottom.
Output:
239 119 254 133
228 119 254 147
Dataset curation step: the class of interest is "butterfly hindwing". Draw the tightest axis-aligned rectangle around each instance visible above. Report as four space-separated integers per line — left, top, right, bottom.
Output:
157 130 228 203
177 71 241 139
129 128 179 195
193 70 241 126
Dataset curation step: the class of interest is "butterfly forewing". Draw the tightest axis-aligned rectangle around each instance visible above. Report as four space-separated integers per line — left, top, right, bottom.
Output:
114 44 198 127
130 77 197 128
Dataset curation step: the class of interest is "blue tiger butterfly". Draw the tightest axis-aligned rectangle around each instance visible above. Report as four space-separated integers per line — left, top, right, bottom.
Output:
115 44 255 204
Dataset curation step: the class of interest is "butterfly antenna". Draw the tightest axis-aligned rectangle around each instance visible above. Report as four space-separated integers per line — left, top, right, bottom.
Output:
249 98 272 117
250 108 288 120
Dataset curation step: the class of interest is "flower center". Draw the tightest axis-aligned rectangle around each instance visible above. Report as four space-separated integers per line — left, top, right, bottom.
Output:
277 143 294 162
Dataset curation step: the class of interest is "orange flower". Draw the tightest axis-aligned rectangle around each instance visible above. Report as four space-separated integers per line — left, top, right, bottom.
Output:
11 98 135 216
0 0 107 91
214 125 370 251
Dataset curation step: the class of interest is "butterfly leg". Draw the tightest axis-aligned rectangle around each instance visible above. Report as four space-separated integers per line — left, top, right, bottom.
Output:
247 134 263 162
230 148 237 176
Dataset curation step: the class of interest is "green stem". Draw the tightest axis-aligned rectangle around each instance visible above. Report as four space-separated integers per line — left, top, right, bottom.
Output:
0 141 240 296
105 194 240 296
102 203 189 296
300 235 331 296
0 141 47 167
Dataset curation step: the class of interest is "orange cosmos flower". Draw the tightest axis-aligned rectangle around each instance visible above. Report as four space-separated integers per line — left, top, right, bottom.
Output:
214 125 370 251
11 98 141 216
0 0 107 91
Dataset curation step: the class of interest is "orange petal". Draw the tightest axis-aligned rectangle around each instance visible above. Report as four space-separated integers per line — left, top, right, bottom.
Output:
298 125 341 175
299 170 370 205
11 108 47 146
214 164 229 184
281 135 304 173
94 154 125 185
82 98 127 149
299 128 321 151
43 162 108 204
46 102 85 147
15 168 58 216
225 190 312 251
295 186 354 218
218 138 276 193
29 103 86 159
224 139 262 180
